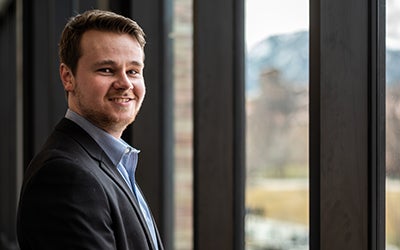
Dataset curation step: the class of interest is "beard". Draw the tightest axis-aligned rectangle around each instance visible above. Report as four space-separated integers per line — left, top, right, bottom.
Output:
73 86 140 136
80 104 135 134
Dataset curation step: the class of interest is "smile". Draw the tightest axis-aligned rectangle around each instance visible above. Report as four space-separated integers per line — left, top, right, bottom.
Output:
109 97 134 103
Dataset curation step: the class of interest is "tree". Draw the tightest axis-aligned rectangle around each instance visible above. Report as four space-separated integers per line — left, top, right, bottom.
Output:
247 68 308 179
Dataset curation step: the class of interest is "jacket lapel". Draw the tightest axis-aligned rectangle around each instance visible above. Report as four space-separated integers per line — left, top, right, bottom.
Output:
100 159 162 250
98 154 159 250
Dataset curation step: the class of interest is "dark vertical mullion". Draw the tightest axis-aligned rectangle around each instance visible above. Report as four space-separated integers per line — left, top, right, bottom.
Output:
233 0 245 249
129 1 174 249
320 0 369 246
310 0 385 249
309 0 321 248
368 0 386 249
193 0 244 249
22 0 34 168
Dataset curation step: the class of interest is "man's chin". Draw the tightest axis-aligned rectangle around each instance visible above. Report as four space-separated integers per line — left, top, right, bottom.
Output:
114 115 136 128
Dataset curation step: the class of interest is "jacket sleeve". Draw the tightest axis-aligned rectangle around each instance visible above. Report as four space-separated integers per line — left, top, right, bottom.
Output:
17 157 116 250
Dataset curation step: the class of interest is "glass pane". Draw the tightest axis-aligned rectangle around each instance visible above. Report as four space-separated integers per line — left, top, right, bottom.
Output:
245 0 309 249
173 0 193 249
386 0 400 249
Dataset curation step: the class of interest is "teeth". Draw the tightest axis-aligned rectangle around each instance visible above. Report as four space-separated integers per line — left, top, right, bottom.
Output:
113 98 130 103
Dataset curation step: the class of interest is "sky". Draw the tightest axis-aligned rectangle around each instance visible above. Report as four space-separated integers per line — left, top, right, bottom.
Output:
386 0 400 49
245 0 400 50
245 0 309 50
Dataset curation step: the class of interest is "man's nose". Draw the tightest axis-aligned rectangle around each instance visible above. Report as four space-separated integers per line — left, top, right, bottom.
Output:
113 72 133 90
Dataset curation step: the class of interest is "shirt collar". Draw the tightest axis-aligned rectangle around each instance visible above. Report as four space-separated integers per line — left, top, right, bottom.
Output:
65 109 139 166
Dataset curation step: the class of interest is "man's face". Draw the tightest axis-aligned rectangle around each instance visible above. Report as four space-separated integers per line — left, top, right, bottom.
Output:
61 30 145 138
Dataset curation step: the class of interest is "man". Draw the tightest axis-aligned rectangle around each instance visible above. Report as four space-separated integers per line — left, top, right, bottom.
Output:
17 9 163 250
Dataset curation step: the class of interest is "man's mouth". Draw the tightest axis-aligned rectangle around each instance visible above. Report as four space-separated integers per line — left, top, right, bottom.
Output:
109 97 134 103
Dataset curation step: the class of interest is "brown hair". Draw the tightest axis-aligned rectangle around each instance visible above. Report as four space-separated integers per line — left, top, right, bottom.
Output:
58 9 146 75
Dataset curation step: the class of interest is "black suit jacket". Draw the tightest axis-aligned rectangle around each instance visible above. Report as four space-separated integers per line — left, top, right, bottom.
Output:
17 118 164 250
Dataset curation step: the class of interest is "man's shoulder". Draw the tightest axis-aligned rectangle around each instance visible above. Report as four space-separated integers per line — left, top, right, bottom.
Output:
25 139 95 181
42 118 103 159
24 119 102 180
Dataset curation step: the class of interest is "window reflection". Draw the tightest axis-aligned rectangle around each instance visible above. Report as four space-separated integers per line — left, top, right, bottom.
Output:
245 0 309 249
386 0 400 249
173 0 193 249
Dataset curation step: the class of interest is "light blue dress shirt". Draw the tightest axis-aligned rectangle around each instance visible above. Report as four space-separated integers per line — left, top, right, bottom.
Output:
65 109 158 249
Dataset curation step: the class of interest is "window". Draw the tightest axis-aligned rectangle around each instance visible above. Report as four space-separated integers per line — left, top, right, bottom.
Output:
386 0 400 249
245 0 309 249
173 0 193 249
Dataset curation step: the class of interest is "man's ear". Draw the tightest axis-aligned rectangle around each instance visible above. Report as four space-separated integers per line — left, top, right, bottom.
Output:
60 63 75 92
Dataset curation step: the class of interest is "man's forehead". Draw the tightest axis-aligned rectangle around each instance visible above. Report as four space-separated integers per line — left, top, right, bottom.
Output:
79 31 144 55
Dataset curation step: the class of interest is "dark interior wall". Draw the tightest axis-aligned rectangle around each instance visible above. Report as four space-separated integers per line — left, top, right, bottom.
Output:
0 1 18 249
22 0 69 166
0 1 174 249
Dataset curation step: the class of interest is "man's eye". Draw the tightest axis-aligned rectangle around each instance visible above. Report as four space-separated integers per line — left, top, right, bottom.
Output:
98 68 112 73
127 69 138 75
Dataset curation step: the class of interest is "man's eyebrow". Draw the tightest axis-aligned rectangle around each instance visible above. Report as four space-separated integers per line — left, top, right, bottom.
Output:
93 60 144 68
128 60 145 68
93 60 116 67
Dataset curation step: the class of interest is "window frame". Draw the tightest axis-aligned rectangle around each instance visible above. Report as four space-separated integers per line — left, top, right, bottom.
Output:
309 0 386 249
